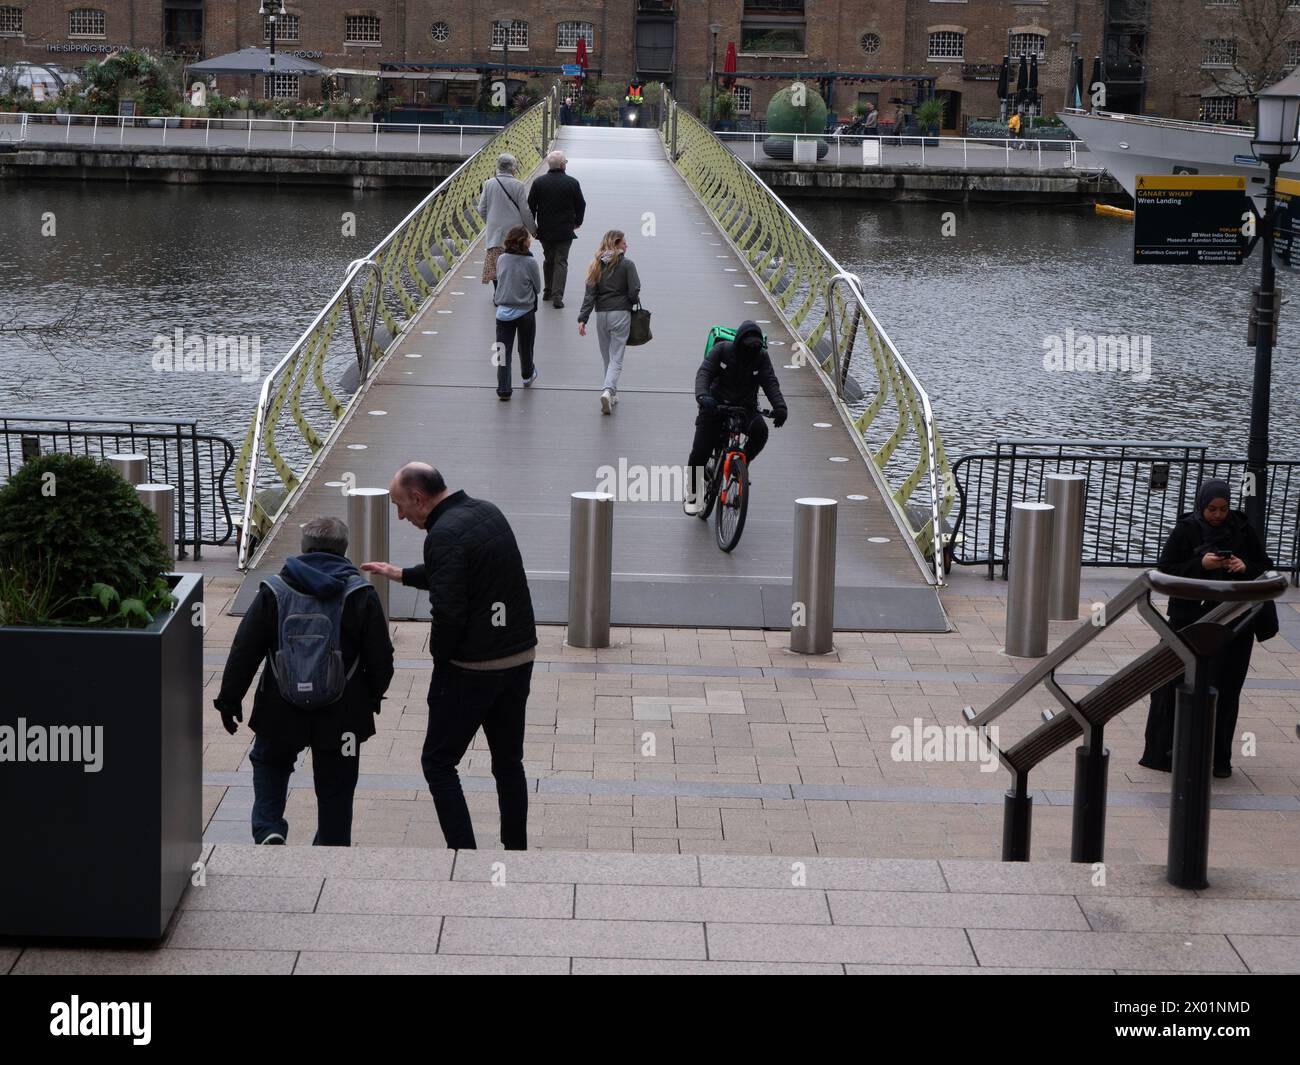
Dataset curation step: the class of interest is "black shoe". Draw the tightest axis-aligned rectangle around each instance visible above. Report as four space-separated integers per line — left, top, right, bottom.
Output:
498 392 512 401
1213 765 1232 779
1138 754 1172 772
553 299 565 309
542 291 553 301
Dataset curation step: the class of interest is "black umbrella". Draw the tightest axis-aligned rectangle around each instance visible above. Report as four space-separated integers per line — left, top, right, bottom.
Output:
1089 56 1103 110
1029 54 1039 94
1016 54 1029 99
1073 56 1085 108
996 55 1009 101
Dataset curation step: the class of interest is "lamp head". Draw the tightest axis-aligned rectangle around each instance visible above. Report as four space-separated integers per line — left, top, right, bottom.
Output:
1252 67 1300 163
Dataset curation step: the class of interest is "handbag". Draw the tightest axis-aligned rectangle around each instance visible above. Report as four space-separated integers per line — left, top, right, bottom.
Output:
627 302 652 346
495 176 535 236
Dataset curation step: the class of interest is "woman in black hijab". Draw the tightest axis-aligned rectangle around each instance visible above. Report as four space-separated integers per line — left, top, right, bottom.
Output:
1139 478 1274 777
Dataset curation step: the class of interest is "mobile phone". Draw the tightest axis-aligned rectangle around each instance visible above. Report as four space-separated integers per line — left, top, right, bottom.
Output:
1214 550 1234 559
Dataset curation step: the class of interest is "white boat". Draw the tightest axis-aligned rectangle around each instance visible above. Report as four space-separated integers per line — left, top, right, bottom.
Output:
1059 107 1291 205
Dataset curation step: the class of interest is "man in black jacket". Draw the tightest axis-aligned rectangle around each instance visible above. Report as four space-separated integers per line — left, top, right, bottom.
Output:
215 517 394 846
527 149 586 309
684 320 789 516
363 463 537 849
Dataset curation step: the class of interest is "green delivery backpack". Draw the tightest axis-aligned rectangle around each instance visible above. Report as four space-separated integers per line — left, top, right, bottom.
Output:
704 325 768 358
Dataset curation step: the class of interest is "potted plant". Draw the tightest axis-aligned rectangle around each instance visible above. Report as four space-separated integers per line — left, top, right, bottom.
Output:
713 90 737 131
0 453 202 940
915 97 944 146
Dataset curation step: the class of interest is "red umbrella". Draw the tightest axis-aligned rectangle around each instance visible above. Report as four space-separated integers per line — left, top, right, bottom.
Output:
575 36 588 71
723 40 737 90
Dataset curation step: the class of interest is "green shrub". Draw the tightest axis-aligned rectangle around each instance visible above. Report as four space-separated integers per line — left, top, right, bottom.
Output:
0 454 174 628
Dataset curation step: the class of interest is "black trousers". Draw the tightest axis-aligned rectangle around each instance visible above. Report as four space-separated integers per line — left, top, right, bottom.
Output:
687 407 769 473
495 312 536 395
540 238 572 301
1141 627 1254 771
422 661 532 850
249 734 361 846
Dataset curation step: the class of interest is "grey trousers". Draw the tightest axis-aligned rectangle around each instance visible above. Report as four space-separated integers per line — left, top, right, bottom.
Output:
596 310 632 394
541 238 572 301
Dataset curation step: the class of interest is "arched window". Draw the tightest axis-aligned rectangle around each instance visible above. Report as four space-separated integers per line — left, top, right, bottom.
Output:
68 8 106 38
1008 33 1046 58
557 21 593 51
0 6 23 36
492 19 528 49
928 31 964 60
345 15 381 45
265 13 300 43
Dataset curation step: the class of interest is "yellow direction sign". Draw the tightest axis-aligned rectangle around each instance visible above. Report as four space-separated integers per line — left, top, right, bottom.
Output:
1274 177 1300 269
1133 174 1249 265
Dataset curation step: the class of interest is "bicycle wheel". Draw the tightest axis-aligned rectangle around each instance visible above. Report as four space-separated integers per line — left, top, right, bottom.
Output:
715 453 749 552
698 453 721 520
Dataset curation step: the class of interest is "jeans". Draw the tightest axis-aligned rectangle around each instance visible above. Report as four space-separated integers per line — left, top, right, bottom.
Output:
596 309 631 394
495 311 536 395
541 239 572 301
422 661 532 849
249 734 361 846
687 408 769 470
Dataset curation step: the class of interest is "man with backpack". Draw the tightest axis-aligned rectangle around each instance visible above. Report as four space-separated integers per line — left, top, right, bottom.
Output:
215 517 394 846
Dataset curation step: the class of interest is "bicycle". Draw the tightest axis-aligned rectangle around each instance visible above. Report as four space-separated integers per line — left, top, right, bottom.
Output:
695 405 773 553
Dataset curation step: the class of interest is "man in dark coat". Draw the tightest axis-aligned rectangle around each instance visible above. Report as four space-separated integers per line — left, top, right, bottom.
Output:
526 149 586 309
684 319 789 515
215 517 394 845
362 463 537 850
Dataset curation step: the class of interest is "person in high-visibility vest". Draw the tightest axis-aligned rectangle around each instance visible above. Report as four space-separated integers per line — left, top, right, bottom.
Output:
625 83 643 105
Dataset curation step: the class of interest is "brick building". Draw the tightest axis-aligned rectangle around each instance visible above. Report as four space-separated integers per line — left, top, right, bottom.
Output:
1 2 1295 127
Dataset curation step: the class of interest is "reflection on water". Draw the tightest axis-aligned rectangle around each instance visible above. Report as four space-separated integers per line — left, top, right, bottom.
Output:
796 200 1298 457
0 182 422 441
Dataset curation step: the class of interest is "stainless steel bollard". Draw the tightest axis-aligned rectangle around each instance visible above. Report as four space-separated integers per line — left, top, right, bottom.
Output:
106 453 148 486
347 487 391 619
1005 502 1054 657
136 483 175 562
567 491 614 648
1046 473 1086 621
790 497 837 654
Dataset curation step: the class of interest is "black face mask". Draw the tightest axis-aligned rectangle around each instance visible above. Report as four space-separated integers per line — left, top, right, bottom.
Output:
739 338 762 359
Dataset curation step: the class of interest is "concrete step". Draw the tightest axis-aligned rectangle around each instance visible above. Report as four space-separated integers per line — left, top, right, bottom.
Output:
5 846 1298 974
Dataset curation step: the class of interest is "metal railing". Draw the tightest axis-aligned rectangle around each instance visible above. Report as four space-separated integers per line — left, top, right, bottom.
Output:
713 130 1103 172
1059 106 1255 139
0 110 503 156
0 415 236 557
662 91 955 583
950 439 1300 583
235 85 560 570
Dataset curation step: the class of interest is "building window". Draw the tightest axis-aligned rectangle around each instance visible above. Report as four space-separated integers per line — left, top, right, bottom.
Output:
68 8 106 38
928 31 964 60
740 22 806 55
264 73 300 99
1201 96 1237 122
733 85 752 115
556 21 593 51
345 14 381 45
431 20 450 43
264 14 300 43
1008 33 1046 58
491 19 528 49
1202 38 1237 67
1288 39 1300 68
860 31 881 55
0 6 22 35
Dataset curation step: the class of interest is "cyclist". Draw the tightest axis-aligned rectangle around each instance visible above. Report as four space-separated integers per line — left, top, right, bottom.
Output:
683 319 788 516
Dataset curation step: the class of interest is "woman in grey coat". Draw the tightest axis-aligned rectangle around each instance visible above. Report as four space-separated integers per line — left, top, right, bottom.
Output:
492 225 543 399
478 153 536 285
577 229 640 415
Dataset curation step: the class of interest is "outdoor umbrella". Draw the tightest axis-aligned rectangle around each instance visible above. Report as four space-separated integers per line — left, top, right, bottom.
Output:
575 36 588 73
1074 56 1085 108
996 55 1009 100
1016 53 1028 103
1089 56 1103 110
187 47 325 76
722 40 737 90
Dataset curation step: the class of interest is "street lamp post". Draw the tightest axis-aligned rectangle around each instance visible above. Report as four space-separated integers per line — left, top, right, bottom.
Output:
1246 75 1300 538
708 22 721 129
259 0 283 97
503 21 510 117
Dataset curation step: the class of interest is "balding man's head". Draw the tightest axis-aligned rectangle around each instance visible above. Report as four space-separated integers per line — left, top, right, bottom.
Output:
389 462 448 527
546 150 567 171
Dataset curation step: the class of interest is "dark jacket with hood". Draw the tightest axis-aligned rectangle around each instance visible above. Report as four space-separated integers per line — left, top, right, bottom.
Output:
578 253 640 323
695 320 788 416
1157 509 1274 635
400 490 538 666
527 167 586 243
215 552 395 749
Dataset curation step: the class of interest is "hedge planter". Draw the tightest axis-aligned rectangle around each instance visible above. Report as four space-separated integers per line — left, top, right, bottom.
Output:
0 573 203 940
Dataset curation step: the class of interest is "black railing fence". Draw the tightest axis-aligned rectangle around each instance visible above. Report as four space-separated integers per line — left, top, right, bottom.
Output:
950 439 1300 583
0 415 237 558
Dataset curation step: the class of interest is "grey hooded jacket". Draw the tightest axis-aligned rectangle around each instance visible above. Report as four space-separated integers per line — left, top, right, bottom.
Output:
478 174 537 248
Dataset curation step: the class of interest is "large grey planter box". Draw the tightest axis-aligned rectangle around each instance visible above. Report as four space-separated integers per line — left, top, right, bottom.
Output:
0 573 203 940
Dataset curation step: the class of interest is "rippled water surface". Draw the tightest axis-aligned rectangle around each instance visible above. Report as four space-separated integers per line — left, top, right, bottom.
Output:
796 200 1300 457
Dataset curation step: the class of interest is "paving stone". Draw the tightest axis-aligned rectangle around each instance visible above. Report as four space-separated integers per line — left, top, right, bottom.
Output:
205 844 454 881
12 948 296 975
450 850 699 886
700 855 946 891
1223 934 1300 973
829 890 1088 930
439 917 706 959
968 930 1247 972
317 878 573 918
576 884 831 924
1194 867 1300 900
573 958 842 974
1082 897 1300 935
167 910 443 953
295 951 569 975
180 875 323 913
843 964 1106 975
939 860 1187 897
0 948 20 974
707 923 974 965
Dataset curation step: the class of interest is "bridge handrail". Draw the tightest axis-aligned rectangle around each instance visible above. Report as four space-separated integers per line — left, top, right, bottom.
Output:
1059 107 1254 139
235 86 560 570
661 92 955 583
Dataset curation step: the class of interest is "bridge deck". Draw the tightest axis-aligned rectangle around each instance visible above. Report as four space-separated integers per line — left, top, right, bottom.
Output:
242 127 946 632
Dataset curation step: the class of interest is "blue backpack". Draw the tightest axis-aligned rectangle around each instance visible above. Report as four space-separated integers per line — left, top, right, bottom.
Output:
262 573 373 709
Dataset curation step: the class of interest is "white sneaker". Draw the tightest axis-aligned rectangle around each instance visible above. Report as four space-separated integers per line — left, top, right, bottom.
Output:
523 367 539 388
609 391 619 410
683 497 705 517
600 389 612 415
258 832 286 845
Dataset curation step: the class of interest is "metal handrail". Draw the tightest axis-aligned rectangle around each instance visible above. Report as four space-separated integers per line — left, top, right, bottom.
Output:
964 568 1289 730
662 91 955 583
1059 107 1254 139
235 85 559 570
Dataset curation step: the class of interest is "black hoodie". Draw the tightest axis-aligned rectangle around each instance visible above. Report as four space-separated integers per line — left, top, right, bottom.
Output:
694 320 788 415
